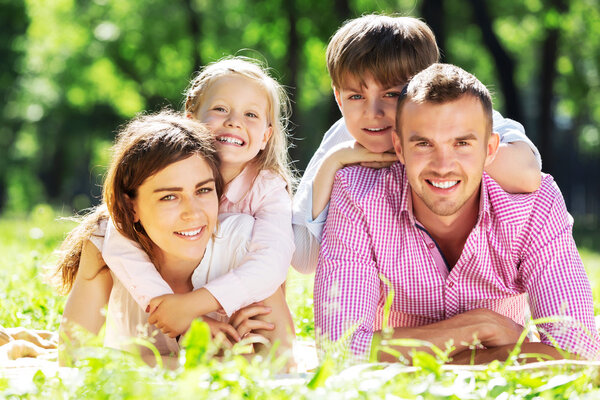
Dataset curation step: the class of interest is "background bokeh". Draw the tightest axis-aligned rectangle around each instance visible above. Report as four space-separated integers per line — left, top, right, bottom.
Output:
1 0 599 231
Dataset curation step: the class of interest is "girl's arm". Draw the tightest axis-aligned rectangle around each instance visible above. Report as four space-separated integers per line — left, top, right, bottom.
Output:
202 172 295 317
101 220 173 312
490 111 542 193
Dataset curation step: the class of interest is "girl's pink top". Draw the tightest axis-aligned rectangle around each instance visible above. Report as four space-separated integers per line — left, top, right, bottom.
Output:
101 165 294 316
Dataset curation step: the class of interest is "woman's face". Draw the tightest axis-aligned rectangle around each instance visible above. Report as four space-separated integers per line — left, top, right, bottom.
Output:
131 154 219 268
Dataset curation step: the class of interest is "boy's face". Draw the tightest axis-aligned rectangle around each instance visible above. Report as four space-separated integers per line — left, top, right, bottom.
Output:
392 95 499 220
334 73 405 153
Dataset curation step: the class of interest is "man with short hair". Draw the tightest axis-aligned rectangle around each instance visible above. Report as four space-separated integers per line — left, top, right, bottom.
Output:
314 63 599 363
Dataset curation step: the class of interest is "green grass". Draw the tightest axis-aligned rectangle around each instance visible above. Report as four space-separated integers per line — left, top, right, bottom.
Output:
1 206 600 398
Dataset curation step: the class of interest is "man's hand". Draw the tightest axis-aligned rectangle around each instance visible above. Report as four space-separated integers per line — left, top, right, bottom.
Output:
148 293 197 337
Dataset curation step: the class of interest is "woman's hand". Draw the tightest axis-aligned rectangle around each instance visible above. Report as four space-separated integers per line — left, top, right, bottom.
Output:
201 316 241 348
229 303 274 339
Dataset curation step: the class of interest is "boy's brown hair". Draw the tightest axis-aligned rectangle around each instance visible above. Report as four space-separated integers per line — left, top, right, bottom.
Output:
396 63 494 137
326 14 439 89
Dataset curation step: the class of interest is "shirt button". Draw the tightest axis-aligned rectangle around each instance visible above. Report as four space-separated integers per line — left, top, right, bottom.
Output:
448 282 454 288
427 243 435 249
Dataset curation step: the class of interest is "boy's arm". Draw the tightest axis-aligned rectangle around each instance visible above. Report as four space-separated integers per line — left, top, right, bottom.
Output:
312 141 398 219
102 220 173 312
489 110 542 193
485 141 541 193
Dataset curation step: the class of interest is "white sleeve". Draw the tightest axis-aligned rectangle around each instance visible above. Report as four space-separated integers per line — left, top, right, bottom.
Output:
492 110 542 169
291 118 353 274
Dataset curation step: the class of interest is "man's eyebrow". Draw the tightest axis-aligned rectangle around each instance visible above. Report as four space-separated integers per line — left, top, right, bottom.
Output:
407 134 430 142
407 133 479 142
455 133 478 141
153 178 215 193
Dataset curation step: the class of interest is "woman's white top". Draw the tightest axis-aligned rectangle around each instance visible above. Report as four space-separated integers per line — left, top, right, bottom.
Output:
90 214 254 357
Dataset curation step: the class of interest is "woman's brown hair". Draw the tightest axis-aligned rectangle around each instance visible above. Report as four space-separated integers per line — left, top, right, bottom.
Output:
55 110 222 293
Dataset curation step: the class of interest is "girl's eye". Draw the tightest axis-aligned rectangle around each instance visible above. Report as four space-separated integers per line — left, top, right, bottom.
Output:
213 106 226 112
160 194 176 201
245 112 258 118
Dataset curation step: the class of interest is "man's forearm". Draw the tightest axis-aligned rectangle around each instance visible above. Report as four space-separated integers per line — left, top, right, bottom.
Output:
450 342 567 364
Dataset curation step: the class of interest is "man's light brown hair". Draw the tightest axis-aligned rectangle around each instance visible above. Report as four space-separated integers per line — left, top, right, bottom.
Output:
326 14 439 90
396 63 494 138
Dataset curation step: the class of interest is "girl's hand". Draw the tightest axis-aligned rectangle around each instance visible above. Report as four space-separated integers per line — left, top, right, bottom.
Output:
148 293 197 337
229 303 274 339
201 316 241 348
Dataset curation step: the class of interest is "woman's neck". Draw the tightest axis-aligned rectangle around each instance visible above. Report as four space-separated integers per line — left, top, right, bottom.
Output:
156 257 198 294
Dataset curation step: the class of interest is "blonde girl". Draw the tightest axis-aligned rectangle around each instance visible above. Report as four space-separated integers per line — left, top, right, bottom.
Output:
100 58 296 351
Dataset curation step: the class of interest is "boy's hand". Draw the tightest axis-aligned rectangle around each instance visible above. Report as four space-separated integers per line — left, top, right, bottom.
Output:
328 141 398 170
148 293 197 337
229 303 274 338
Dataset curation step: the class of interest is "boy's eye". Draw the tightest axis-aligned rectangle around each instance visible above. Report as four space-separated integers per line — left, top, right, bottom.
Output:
348 94 363 100
384 92 401 98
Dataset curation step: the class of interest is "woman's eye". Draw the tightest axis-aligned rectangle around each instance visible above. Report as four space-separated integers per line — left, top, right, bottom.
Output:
160 194 176 201
197 187 214 194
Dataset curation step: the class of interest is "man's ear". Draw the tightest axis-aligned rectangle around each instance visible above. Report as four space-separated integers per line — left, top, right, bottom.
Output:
124 194 139 223
484 132 500 167
333 86 343 111
392 131 405 164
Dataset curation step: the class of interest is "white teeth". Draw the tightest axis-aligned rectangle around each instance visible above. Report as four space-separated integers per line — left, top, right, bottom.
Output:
217 137 244 145
177 228 202 237
365 127 386 132
430 180 458 189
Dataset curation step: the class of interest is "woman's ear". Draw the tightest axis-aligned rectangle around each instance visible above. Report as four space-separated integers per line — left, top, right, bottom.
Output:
124 194 139 223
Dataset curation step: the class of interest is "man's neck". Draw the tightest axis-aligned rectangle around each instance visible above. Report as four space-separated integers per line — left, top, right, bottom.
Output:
412 188 481 268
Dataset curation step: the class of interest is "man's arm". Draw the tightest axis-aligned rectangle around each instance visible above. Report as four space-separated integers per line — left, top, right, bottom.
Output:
314 170 381 361
373 308 530 363
519 177 600 360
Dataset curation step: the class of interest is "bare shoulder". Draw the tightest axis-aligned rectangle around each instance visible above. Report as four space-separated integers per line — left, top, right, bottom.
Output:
78 240 109 280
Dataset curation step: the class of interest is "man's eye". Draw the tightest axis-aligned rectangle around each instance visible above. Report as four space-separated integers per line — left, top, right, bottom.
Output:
456 141 469 146
416 142 430 147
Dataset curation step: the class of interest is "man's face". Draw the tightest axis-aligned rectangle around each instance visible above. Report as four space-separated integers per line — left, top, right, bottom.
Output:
334 73 405 153
392 95 499 219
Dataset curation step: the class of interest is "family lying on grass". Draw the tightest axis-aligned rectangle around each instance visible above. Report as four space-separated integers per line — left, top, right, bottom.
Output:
48 14 598 368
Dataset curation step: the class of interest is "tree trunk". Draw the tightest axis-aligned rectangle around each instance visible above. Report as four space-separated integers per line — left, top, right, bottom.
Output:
469 0 523 123
419 0 446 62
181 0 202 72
538 0 568 174
285 0 302 166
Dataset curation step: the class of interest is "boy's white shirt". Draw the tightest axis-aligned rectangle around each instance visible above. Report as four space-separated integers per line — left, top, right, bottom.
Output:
291 113 542 274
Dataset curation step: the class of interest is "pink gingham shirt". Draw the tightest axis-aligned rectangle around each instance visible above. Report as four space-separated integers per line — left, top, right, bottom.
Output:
314 162 599 360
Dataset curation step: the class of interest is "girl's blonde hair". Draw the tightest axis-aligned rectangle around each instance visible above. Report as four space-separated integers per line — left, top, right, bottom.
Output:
55 111 222 294
184 57 295 192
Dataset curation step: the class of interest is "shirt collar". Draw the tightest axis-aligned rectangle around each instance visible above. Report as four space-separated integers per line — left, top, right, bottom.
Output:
223 164 258 204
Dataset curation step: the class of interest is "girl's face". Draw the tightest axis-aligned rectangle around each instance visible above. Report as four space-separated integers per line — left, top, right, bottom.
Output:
131 154 219 269
195 74 273 175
